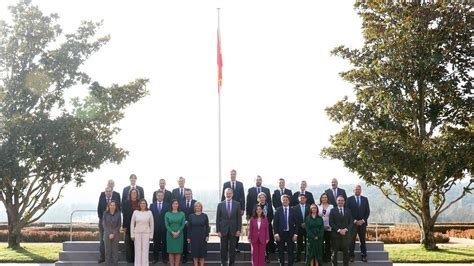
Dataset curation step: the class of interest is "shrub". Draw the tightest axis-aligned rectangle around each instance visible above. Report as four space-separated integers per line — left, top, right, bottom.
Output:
447 229 474 239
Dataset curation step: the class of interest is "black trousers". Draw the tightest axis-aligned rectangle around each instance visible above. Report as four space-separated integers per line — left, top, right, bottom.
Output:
182 226 189 258
323 230 332 261
296 227 306 259
124 228 135 263
277 231 295 266
98 220 105 260
332 235 349 266
267 222 276 254
220 232 237 265
153 230 167 261
350 224 367 257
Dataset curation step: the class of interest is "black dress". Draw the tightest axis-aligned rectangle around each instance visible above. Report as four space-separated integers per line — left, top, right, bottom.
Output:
188 213 210 258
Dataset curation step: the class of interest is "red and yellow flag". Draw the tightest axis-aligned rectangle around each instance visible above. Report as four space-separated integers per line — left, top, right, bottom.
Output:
217 28 223 93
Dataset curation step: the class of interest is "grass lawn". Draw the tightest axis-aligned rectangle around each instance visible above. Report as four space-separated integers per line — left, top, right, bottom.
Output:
0 243 61 263
386 245 474 263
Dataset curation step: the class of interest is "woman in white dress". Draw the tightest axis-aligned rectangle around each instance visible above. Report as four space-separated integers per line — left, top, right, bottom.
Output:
131 199 154 266
317 193 333 262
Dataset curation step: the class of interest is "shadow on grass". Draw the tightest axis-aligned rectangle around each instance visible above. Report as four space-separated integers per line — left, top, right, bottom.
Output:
434 248 473 257
8 246 52 263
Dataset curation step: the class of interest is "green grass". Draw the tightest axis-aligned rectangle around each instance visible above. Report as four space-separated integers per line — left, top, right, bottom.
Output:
386 245 474 263
0 243 61 263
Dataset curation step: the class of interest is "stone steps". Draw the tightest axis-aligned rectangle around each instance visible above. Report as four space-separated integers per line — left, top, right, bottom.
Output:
55 241 393 266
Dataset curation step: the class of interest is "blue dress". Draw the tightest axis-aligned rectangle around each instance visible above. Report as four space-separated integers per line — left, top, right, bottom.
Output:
188 213 210 258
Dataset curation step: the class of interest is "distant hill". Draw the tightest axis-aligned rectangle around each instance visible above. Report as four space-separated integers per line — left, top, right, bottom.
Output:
1 181 471 224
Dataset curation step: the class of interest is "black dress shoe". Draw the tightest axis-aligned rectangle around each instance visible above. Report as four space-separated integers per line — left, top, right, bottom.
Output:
265 255 270 263
362 256 368 262
97 259 105 263
182 256 188 263
235 248 240 253
295 257 301 262
350 256 355 262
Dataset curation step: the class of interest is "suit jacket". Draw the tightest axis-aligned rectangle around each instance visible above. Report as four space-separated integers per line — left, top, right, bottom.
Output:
97 191 121 219
122 199 140 230
152 189 173 205
221 181 246 211
325 187 347 207
246 186 272 218
291 191 315 207
216 199 242 236
171 187 188 201
179 199 197 220
122 185 145 206
346 195 370 224
150 201 170 232
293 204 310 229
329 206 353 239
273 206 298 237
272 188 293 209
248 217 269 244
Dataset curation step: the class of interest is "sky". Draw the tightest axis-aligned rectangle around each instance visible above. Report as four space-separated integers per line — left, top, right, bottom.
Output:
0 0 366 214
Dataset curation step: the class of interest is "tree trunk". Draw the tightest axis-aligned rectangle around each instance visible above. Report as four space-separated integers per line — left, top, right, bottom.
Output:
420 188 437 250
6 207 21 248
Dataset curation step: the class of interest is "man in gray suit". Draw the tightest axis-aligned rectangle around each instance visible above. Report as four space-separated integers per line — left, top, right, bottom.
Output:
216 188 242 266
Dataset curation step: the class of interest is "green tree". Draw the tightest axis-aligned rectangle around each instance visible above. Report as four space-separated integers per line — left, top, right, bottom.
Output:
322 0 473 250
0 1 148 248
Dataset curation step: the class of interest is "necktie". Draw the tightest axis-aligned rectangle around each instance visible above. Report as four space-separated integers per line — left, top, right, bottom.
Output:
257 187 260 194
232 182 235 191
263 205 267 216
158 202 162 213
227 200 231 218
356 196 360 206
284 207 288 230
187 200 190 209
281 189 284 195
180 188 183 198
301 205 305 219
333 189 337 200
340 208 343 216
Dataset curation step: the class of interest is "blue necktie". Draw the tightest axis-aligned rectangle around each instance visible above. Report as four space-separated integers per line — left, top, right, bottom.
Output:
284 207 288 230
257 187 261 194
356 197 360 206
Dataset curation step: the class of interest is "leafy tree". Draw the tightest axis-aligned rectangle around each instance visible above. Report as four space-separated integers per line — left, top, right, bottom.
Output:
322 0 473 250
0 1 148 248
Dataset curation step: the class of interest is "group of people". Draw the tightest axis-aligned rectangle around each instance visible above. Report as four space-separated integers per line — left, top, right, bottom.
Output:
97 170 370 266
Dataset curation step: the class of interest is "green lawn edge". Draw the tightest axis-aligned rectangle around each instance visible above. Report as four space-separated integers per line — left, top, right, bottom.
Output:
0 243 61 263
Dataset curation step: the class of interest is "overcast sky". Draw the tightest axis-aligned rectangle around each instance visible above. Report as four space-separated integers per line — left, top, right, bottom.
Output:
0 0 365 209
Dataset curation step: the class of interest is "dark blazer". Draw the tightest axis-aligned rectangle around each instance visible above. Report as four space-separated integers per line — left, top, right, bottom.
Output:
97 191 121 219
122 185 145 206
122 199 140 230
345 195 370 224
171 187 188 201
329 206 353 239
272 188 293 209
291 191 315 207
179 199 197 220
273 206 298 237
216 199 242 236
246 186 272 218
255 202 274 223
221 181 246 211
150 201 170 232
152 189 173 205
248 217 269 244
325 187 347 206
293 204 310 228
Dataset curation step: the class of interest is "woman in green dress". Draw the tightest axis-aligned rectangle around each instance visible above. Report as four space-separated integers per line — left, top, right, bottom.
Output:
305 204 324 266
165 199 186 266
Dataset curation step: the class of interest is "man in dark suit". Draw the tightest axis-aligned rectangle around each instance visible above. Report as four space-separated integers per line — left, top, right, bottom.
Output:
97 185 121 263
325 178 347 207
171 176 187 201
293 194 310 262
152 178 172 205
122 174 145 207
291 180 315 206
256 191 275 262
179 189 196 263
150 190 170 264
330 195 353 266
272 178 293 209
246 175 272 220
346 185 370 262
221 169 245 252
216 188 242 266
273 194 298 266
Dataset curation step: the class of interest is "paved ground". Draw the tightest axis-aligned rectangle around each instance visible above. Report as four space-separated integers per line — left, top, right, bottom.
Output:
0 263 472 265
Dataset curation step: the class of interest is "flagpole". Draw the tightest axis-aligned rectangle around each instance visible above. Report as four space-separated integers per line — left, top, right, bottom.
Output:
217 7 222 203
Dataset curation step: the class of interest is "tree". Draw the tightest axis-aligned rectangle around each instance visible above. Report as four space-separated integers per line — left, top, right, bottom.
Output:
0 1 148 248
321 0 473 250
